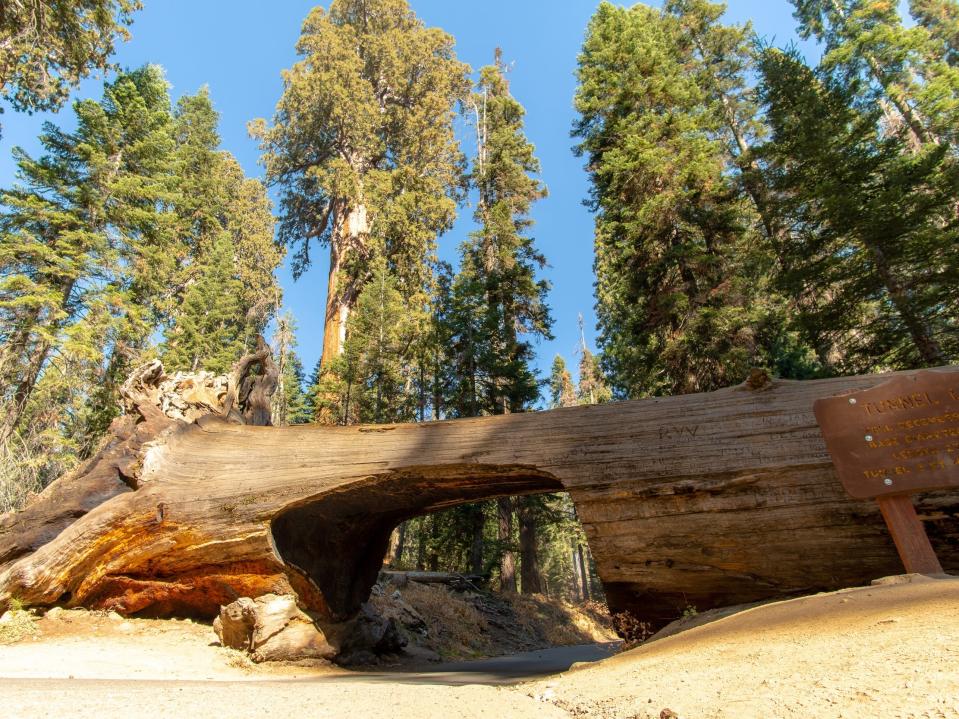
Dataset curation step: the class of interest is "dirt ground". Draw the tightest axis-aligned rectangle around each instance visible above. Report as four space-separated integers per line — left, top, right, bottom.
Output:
1 574 957 719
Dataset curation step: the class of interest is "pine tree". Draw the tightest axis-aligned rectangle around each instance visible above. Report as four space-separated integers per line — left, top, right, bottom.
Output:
434 261 485 419
463 54 554 593
573 2 827 399
252 0 470 371
0 0 141 137
791 0 945 147
548 355 577 408
165 231 245 374
303 358 323 422
272 312 310 426
907 1 959 145
321 256 421 425
161 89 282 374
757 47 959 370
465 52 553 414
912 0 959 66
0 65 178 449
575 316 611 405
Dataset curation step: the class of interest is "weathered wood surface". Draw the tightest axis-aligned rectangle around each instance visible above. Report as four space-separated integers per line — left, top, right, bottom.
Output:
1 365 957 631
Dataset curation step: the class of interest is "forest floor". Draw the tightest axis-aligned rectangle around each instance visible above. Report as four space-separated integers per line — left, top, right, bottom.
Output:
0 574 957 718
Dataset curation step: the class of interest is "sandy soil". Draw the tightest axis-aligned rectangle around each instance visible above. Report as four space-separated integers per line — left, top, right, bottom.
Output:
1 574 957 719
529 574 959 719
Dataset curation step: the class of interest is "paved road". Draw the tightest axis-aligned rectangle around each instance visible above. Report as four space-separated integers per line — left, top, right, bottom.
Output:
1 643 619 719
343 640 622 685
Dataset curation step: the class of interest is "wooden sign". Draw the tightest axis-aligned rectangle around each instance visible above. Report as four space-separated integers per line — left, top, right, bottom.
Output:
814 369 959 575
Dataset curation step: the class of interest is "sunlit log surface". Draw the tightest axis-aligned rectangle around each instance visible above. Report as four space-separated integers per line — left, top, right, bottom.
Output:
1 365 956 629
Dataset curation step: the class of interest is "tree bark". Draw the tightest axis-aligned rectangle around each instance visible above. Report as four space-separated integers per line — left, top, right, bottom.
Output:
0 278 77 444
518 497 542 594
319 204 368 370
571 546 583 602
867 244 946 366
1 362 957 634
469 505 484 576
497 497 516 592
576 543 591 602
390 521 407 567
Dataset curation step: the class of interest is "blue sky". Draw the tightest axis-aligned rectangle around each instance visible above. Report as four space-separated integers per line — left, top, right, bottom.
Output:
0 1 816 388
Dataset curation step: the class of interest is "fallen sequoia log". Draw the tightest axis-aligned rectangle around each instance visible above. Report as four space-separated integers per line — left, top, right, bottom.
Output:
1 353 957 656
380 570 486 591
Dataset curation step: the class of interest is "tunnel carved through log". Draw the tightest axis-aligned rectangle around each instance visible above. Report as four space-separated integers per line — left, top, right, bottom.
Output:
1 364 957 630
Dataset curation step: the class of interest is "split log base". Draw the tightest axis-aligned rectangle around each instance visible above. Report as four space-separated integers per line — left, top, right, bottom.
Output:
1 366 957 633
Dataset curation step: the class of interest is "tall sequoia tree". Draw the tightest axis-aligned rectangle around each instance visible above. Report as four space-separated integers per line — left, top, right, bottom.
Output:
252 0 470 371
0 0 141 138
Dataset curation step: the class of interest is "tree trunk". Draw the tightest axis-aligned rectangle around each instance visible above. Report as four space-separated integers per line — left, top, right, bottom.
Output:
497 497 516 592
576 543 591 602
416 516 427 571
391 521 407 567
0 278 77 443
469 505 484 576
321 243 348 371
518 497 542 594
2 361 958 636
867 244 946 366
319 204 368 371
0 338 50 444
571 547 583 602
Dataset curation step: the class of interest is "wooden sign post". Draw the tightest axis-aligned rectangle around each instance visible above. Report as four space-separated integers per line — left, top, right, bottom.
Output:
814 369 959 575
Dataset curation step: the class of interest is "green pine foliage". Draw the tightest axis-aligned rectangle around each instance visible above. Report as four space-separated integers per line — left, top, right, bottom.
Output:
912 0 959 67
577 344 612 406
757 46 959 370
0 66 282 488
448 55 553 416
792 0 944 147
161 89 283 374
0 0 141 137
574 2 809 398
165 231 247 374
319 256 422 425
272 312 311 426
0 65 178 454
548 355 577 409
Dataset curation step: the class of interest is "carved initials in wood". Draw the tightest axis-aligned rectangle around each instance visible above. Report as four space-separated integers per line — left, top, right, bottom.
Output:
659 425 700 440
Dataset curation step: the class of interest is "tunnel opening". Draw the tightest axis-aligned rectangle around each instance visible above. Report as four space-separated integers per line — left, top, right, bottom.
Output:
386 493 604 605
269 463 565 621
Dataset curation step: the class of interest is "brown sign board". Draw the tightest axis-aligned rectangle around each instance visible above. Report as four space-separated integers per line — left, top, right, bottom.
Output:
813 369 959 500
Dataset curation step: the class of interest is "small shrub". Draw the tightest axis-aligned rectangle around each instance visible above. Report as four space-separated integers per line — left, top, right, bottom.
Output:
0 430 76 514
611 611 653 649
682 604 698 619
0 601 39 644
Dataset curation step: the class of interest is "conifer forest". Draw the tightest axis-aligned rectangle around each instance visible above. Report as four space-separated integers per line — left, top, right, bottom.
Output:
1 0 957 607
